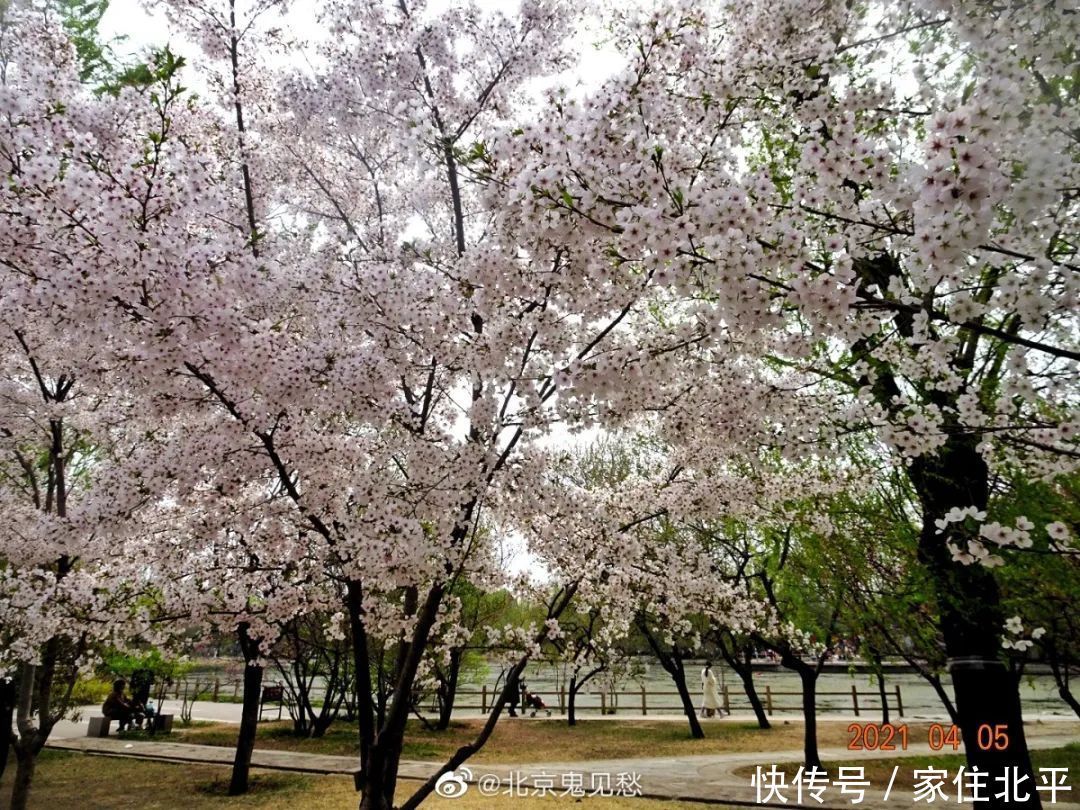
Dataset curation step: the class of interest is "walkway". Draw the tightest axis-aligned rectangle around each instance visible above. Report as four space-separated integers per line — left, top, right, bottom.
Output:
48 727 1080 808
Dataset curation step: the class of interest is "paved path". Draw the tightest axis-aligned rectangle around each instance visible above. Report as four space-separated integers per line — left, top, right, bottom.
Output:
49 736 364 776
47 726 1079 808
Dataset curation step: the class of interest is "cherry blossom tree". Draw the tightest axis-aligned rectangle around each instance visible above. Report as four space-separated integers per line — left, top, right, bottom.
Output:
46 1 691 806
511 1 1078 797
0 16 196 807
8 3 1078 809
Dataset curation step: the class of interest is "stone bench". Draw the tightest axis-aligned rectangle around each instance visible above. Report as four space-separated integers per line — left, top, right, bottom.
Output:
86 716 111 737
86 713 174 737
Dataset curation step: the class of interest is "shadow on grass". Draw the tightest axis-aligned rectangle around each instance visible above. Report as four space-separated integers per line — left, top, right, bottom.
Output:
194 772 311 798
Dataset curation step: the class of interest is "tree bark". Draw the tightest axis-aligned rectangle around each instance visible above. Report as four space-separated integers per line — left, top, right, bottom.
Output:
435 648 462 731
1048 655 1080 720
737 664 770 730
638 620 704 739
229 624 264 796
798 668 821 769
10 653 59 810
0 677 15 782
9 747 36 810
721 645 770 730
909 437 1040 809
346 579 376 779
358 582 448 810
925 672 960 724
396 584 579 810
567 676 579 727
872 652 890 725
670 658 704 739
1055 682 1080 719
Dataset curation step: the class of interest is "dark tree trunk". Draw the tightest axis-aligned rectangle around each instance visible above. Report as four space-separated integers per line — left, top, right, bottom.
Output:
716 637 770 729
798 668 821 769
737 662 770 730
9 652 61 810
872 652 890 725
909 437 1040 809
927 672 960 724
0 677 15 782
638 620 703 739
357 582 448 810
10 747 36 810
770 646 823 769
396 585 579 810
567 676 579 727
877 675 890 725
566 665 604 728
670 658 704 739
875 621 958 723
1048 655 1080 719
229 624 264 796
346 578 376 781
436 648 462 731
1056 682 1080 719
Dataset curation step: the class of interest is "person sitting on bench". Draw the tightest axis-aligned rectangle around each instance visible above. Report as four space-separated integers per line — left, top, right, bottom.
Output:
102 679 145 732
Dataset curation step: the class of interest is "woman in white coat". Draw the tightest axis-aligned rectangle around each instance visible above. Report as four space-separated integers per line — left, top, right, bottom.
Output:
701 661 722 717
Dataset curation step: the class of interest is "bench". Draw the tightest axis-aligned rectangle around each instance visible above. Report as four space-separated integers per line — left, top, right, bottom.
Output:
86 713 174 737
259 684 285 722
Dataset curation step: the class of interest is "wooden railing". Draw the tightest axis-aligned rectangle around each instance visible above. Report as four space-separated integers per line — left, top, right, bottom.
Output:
457 683 905 717
169 676 244 702
166 677 906 718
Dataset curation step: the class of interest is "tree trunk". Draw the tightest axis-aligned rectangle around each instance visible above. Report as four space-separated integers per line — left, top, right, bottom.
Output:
357 581 449 809
435 649 462 731
1048 656 1080 720
736 663 770 730
798 668 821 769
0 677 15 782
1056 682 1080 719
9 643 66 810
926 672 960 725
9 747 36 810
567 676 580 727
873 652 890 725
358 748 395 810
346 578 376 779
638 621 703 739
670 660 704 739
910 437 1040 809
229 624 264 796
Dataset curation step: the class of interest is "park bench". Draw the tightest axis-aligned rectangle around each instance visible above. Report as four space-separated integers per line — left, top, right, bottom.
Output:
86 712 174 737
259 683 286 722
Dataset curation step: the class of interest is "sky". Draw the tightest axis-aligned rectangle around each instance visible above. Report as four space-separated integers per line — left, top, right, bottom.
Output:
99 0 628 89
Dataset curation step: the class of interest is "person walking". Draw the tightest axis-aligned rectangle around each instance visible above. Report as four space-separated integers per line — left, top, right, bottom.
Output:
701 662 722 718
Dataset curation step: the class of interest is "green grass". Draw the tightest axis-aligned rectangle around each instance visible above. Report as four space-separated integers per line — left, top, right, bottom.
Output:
0 749 736 809
175 717 917 764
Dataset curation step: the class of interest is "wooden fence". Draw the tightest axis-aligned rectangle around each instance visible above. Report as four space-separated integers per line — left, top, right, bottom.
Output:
166 678 904 718
457 683 905 717
168 677 244 702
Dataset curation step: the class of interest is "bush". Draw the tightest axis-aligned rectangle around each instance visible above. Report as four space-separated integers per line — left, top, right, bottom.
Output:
67 677 113 719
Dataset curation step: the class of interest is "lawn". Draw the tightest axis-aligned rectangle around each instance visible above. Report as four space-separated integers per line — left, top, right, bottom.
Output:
170 717 935 764
0 750 736 810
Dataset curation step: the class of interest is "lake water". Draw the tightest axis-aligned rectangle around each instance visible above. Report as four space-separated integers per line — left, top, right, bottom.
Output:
461 659 1073 721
